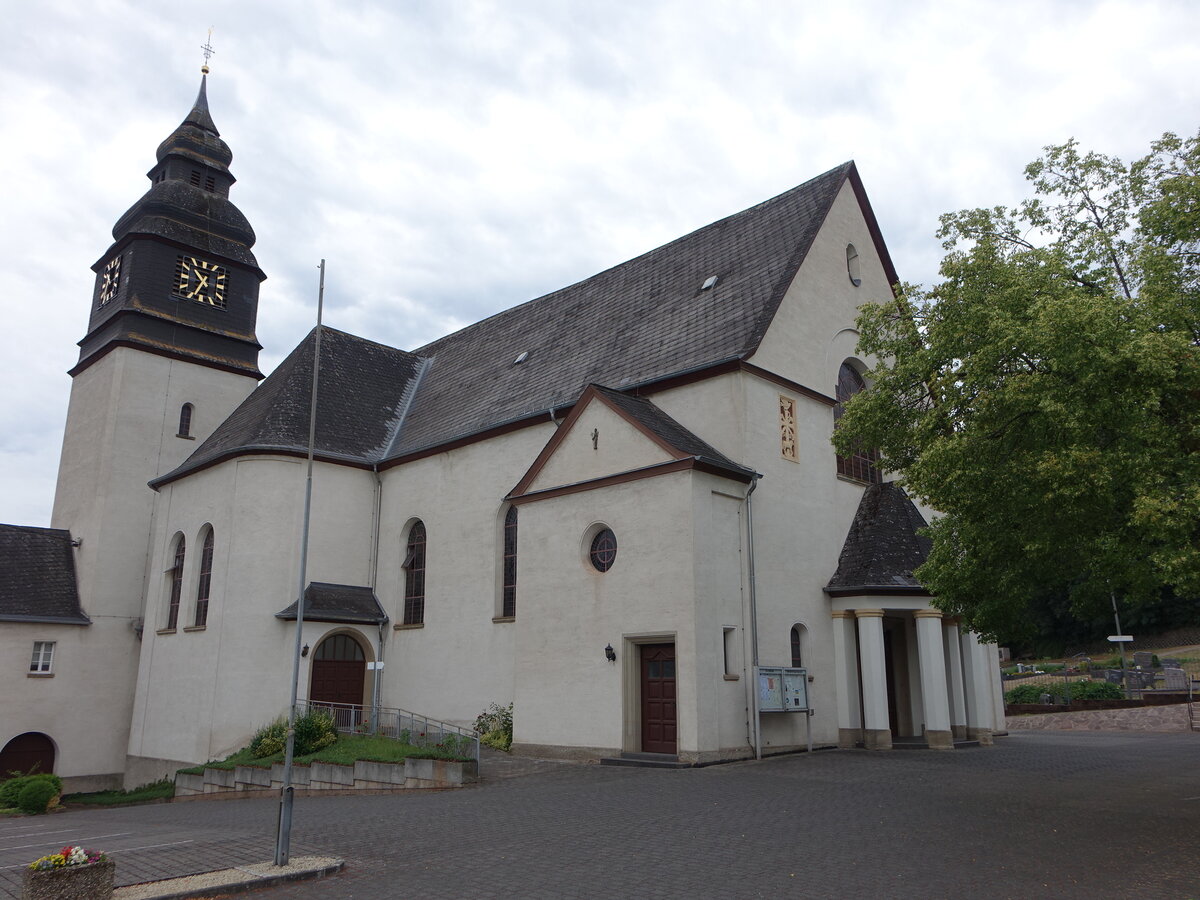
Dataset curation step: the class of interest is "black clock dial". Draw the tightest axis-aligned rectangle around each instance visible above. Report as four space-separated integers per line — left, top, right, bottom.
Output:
175 256 228 308
99 256 122 306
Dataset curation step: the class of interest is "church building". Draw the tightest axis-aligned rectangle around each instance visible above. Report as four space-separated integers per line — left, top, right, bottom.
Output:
0 72 1005 790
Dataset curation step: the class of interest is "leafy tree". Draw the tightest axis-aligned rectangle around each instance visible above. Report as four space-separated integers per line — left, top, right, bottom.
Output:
835 131 1200 641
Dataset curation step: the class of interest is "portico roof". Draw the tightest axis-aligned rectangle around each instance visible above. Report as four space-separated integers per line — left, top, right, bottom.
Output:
825 483 932 597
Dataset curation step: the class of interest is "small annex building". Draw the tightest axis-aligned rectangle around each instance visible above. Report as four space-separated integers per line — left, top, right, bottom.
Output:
0 72 1005 790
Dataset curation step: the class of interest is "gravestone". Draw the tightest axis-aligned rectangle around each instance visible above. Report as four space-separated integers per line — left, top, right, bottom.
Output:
1163 668 1188 691
1133 651 1155 669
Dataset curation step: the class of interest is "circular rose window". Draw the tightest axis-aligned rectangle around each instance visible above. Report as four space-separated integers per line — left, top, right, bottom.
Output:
589 528 617 572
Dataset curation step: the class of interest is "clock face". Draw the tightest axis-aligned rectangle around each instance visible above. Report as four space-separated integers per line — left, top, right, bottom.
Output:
175 256 228 308
98 256 122 306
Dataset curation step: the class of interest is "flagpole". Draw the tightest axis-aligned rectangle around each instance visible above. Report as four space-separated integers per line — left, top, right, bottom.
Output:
275 259 325 867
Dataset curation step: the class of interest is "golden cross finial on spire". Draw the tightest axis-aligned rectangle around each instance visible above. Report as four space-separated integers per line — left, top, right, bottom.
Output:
201 28 215 74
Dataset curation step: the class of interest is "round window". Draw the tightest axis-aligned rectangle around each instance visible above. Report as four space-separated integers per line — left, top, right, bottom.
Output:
589 528 618 572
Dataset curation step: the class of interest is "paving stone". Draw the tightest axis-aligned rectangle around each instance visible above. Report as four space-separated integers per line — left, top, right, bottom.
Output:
2 733 1198 899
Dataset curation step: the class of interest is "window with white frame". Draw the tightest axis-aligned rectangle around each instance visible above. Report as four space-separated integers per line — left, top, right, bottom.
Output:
29 641 55 674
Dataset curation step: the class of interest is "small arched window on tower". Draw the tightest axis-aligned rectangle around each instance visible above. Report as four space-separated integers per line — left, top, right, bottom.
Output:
165 534 185 630
834 363 881 483
194 526 214 628
502 507 518 619
402 520 427 626
178 404 194 439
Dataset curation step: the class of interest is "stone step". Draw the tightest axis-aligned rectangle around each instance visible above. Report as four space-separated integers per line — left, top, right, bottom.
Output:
599 752 692 769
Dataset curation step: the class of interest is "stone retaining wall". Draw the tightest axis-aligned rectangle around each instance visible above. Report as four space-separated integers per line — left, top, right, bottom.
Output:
175 757 477 797
1006 704 1191 732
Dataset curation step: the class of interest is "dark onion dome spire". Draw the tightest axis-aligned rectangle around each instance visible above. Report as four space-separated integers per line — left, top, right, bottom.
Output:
108 73 259 268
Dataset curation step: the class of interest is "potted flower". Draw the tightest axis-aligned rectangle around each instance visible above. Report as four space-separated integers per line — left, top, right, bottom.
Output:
23 845 114 900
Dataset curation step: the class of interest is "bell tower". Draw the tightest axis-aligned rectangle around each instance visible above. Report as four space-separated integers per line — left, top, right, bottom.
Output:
75 72 264 378
51 67 266 634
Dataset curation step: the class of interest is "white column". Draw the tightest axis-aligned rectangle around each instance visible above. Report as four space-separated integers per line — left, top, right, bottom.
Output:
960 630 994 745
943 619 967 740
985 640 1007 735
831 611 862 749
913 610 953 749
855 609 891 750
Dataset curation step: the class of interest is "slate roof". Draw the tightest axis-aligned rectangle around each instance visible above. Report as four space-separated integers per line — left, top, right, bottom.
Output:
154 327 426 484
276 582 388 625
391 163 857 458
158 162 892 486
0 525 90 624
824 483 933 596
592 386 756 480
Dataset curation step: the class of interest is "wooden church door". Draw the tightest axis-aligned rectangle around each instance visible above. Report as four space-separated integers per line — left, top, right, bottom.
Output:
640 643 678 754
309 634 367 707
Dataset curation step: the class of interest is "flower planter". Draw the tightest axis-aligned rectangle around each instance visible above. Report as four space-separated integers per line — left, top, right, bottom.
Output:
22 858 114 900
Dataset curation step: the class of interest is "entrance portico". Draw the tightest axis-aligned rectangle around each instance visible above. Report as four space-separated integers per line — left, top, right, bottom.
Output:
829 598 998 750
824 483 1000 750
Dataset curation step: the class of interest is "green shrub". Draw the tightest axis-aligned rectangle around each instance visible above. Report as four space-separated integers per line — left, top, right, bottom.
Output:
1068 680 1124 701
293 709 337 755
474 702 513 752
1004 683 1052 704
249 719 287 757
16 779 58 814
0 774 62 809
1005 680 1125 705
249 709 338 758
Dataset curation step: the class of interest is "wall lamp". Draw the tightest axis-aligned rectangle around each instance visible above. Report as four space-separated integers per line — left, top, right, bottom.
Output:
605 643 616 663
301 644 310 658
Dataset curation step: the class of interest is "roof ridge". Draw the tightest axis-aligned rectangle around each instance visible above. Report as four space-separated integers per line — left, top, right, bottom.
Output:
416 162 855 357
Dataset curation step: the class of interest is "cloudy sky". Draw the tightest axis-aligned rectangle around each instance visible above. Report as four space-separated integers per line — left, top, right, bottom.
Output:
1 0 1196 526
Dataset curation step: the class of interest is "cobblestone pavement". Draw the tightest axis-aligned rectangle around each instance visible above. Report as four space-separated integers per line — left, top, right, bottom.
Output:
3 732 1199 899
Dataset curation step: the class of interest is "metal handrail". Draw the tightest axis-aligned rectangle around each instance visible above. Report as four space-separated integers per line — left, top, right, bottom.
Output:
296 700 480 765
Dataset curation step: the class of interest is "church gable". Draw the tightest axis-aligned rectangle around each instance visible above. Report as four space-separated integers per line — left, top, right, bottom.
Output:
749 170 899 393
511 385 753 500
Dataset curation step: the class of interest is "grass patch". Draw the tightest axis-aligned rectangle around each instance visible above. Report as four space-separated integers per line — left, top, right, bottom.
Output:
62 779 175 807
178 733 474 775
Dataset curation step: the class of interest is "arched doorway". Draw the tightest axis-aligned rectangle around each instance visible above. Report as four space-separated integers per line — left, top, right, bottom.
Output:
0 732 55 778
309 633 367 708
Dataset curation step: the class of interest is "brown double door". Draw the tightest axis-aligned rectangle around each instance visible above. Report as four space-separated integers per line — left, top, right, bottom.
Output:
640 643 677 755
309 634 366 707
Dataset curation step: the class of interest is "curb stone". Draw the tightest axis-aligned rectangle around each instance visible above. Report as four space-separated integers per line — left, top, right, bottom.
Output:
112 856 343 900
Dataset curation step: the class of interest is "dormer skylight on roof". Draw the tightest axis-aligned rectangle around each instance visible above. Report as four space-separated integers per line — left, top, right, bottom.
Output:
701 275 718 291
513 351 529 365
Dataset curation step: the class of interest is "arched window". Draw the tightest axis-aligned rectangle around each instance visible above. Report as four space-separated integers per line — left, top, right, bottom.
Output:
834 362 881 483
194 527 214 627
166 534 185 630
178 403 194 438
790 624 806 668
502 507 518 618
402 520 426 625
314 633 365 661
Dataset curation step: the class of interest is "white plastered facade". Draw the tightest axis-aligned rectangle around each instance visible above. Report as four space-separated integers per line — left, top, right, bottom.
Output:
10 178 1005 788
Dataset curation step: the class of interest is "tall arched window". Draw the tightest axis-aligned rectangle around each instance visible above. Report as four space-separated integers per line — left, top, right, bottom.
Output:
502 506 518 618
194 527 214 627
178 403 194 438
402 520 427 625
166 534 185 630
790 624 806 668
834 362 881 483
